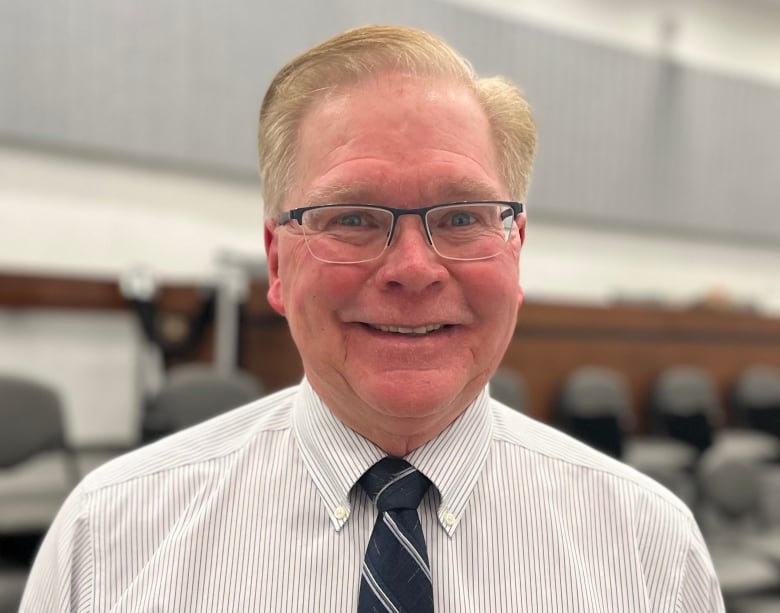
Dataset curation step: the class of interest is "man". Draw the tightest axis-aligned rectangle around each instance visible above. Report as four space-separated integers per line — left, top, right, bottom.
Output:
22 25 724 611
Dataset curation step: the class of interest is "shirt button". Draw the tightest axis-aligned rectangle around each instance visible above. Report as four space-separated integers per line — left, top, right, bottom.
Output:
444 512 456 526
334 505 348 520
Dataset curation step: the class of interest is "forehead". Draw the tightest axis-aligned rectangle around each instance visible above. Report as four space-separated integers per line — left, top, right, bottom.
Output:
304 177 504 206
288 72 507 208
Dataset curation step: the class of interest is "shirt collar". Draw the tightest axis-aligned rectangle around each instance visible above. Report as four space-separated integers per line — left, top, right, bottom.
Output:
292 378 493 536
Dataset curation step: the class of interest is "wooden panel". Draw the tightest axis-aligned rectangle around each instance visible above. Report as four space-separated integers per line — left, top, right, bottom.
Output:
0 273 126 310
508 301 780 425
0 272 210 313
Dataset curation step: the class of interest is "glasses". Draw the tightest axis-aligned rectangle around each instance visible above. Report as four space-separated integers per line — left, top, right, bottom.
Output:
276 201 524 264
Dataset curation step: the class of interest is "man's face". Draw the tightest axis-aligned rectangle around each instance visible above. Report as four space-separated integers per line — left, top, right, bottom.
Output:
265 71 525 449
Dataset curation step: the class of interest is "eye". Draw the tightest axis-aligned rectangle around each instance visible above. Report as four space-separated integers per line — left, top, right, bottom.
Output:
305 207 391 234
449 211 476 227
334 212 365 226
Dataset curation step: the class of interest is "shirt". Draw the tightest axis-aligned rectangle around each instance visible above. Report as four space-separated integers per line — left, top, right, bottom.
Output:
21 379 725 612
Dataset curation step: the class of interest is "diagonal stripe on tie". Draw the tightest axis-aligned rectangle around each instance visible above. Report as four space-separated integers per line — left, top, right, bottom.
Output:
358 457 434 613
382 513 432 582
361 562 400 613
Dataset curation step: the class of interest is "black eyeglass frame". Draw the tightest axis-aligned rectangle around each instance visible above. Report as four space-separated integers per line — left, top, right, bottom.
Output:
276 200 524 262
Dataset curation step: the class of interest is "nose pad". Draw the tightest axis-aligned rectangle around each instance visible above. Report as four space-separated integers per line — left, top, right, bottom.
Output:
384 215 434 257
375 216 449 292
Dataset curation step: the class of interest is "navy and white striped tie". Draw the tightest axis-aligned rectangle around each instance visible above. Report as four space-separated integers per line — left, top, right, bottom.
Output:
358 457 434 613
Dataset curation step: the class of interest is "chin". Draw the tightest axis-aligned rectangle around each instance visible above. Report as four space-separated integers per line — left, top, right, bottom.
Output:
358 375 474 420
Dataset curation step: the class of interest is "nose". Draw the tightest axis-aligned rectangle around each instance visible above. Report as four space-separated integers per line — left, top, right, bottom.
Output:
374 216 449 291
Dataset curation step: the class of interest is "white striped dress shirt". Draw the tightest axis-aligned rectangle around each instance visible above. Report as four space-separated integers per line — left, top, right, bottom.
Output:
21 379 724 612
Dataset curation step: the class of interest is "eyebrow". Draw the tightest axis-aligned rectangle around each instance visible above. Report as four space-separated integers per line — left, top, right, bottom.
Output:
305 182 379 205
425 177 504 202
303 177 504 206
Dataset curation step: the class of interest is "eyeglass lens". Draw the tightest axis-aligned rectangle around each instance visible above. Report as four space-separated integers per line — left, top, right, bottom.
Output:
300 203 515 264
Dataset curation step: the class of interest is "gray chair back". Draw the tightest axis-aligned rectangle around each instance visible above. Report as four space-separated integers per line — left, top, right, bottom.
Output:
650 366 722 452
143 364 262 441
699 445 761 521
557 366 634 458
734 366 780 436
489 367 527 413
0 375 66 468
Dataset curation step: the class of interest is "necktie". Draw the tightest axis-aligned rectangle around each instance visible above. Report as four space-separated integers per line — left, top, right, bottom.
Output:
358 457 434 613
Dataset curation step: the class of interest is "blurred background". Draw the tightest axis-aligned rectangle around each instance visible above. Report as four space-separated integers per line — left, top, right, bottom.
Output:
1 0 780 610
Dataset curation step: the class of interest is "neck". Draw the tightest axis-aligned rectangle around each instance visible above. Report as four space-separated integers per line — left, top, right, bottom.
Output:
307 376 476 456
338 402 463 456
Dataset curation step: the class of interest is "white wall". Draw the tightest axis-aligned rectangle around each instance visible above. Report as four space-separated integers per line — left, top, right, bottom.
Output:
442 0 780 84
523 222 780 313
1 147 264 283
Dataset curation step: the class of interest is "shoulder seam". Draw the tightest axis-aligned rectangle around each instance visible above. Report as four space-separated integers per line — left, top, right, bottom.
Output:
79 389 299 494
492 436 693 519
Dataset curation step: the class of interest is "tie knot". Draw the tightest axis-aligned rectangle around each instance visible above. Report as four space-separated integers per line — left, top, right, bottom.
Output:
360 457 431 512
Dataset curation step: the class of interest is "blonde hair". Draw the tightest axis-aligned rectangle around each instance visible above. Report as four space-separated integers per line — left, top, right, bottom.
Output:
258 25 536 217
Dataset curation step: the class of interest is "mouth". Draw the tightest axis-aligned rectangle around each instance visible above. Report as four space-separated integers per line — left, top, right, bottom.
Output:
365 323 450 336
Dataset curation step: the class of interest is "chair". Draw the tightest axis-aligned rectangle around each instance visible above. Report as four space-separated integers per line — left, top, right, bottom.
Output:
649 366 780 468
0 375 78 521
698 444 763 528
0 375 68 469
489 367 527 413
729 597 780 613
696 442 780 608
142 364 263 442
0 564 28 613
733 365 780 438
649 366 722 452
0 375 77 609
555 366 635 458
555 367 699 504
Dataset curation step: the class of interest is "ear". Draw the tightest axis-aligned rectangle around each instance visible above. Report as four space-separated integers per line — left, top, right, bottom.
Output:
264 220 286 317
516 213 526 308
516 212 527 246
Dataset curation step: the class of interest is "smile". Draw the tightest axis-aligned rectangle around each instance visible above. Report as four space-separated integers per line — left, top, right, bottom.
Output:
368 323 447 335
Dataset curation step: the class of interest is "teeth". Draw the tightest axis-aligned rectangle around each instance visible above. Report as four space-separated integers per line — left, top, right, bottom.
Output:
372 324 444 335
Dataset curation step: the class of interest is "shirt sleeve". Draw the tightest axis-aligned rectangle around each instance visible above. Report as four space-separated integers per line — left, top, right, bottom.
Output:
675 521 726 613
19 486 94 613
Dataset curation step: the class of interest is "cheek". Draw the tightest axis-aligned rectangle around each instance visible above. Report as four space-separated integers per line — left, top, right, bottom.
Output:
281 260 368 330
465 265 521 333
473 260 520 301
